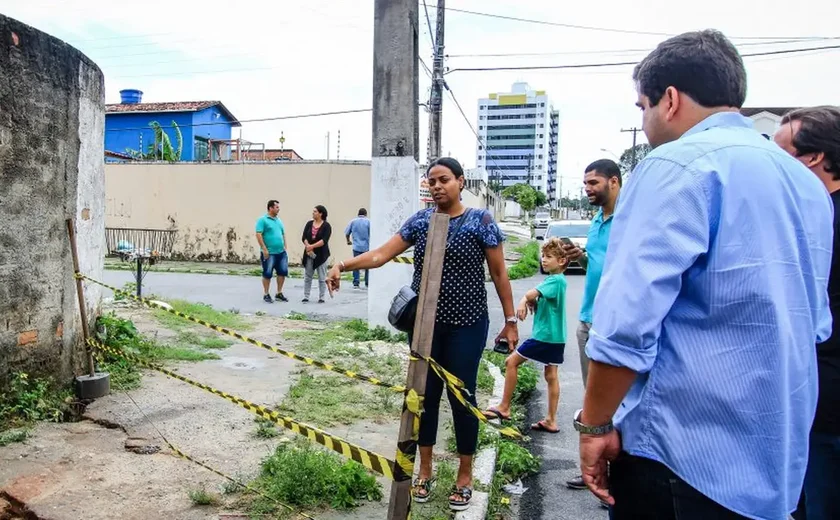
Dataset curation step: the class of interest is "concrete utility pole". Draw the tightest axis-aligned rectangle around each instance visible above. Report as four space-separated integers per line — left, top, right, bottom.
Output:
427 0 446 162
621 127 641 171
370 0 420 331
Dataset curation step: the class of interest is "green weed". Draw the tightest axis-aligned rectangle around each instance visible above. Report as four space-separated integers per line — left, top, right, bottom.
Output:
284 311 308 321
0 428 29 447
477 359 495 393
249 441 382 512
412 460 457 520
175 330 233 350
507 242 540 280
0 372 71 429
276 372 395 426
188 488 221 506
496 440 541 481
253 417 280 439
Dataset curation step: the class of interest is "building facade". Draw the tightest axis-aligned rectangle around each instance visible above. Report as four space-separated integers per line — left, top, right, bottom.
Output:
105 89 240 162
740 107 797 138
476 82 559 205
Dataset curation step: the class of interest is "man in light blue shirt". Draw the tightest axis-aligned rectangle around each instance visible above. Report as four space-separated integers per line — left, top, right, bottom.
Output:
344 208 370 288
576 30 833 520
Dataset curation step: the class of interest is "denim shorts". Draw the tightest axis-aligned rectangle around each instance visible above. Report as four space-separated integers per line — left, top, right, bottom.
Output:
261 252 289 278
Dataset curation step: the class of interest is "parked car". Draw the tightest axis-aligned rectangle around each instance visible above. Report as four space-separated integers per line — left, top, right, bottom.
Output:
533 210 551 239
540 219 591 273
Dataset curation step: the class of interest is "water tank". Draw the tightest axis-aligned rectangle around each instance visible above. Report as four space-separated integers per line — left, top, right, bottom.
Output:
119 89 143 104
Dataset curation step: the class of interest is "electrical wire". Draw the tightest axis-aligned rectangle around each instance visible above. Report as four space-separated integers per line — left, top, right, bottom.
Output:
442 84 506 185
428 3 832 41
446 43 840 73
106 108 372 132
446 37 840 58
423 1 436 51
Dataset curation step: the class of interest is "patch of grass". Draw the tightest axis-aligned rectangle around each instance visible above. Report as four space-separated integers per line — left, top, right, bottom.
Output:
249 441 382 513
482 351 538 403
477 359 495 393
175 330 233 350
253 417 280 439
413 460 457 520
0 428 29 447
0 372 71 430
188 488 221 506
342 319 407 343
496 439 541 481
507 241 540 280
154 299 251 332
284 311 309 321
276 372 394 426
98 357 142 390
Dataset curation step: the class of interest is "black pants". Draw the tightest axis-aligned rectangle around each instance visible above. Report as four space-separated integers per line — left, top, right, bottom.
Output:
610 453 750 520
410 317 488 456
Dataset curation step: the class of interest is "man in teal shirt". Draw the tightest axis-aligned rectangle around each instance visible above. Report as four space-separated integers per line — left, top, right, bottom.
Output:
562 158 622 492
255 200 288 303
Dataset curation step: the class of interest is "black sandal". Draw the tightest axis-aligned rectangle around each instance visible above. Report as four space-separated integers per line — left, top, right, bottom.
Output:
449 486 472 511
412 477 435 503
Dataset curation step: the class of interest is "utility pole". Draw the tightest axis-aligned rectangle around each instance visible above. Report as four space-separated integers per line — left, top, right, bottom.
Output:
621 127 641 171
427 0 446 162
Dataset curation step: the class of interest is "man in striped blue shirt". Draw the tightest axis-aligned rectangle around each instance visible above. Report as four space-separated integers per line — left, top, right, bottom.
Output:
575 30 833 520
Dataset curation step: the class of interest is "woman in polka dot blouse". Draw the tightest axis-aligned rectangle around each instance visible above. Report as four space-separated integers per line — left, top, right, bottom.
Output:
326 157 518 512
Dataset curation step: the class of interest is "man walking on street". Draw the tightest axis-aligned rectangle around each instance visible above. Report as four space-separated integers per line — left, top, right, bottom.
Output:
255 199 288 303
774 106 840 520
562 158 622 493
577 30 832 520
344 208 370 288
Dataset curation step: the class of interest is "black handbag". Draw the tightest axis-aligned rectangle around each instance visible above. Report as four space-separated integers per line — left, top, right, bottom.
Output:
388 209 471 333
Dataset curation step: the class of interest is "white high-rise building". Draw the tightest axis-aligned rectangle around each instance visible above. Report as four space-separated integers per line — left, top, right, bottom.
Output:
476 82 559 206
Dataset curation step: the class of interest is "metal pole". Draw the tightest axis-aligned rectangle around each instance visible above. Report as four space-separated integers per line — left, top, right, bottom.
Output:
136 257 142 298
427 0 446 162
66 219 96 377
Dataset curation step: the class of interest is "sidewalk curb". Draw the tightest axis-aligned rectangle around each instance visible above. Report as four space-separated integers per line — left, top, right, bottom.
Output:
455 359 505 520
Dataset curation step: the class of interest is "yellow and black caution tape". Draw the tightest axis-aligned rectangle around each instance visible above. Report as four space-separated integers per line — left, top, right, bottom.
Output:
79 274 409 394
412 351 525 441
88 338 397 479
391 256 414 265
79 272 522 440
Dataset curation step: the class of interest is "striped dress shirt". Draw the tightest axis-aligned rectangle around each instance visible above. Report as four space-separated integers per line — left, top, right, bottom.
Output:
587 112 833 520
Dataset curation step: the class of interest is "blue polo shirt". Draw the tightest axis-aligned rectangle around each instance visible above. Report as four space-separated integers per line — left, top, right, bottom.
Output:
255 214 285 254
579 209 613 323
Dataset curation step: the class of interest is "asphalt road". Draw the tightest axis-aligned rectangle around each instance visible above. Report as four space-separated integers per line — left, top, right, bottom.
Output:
102 267 606 519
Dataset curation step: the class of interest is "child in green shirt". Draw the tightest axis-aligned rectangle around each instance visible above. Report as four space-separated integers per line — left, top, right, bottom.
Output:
484 238 568 433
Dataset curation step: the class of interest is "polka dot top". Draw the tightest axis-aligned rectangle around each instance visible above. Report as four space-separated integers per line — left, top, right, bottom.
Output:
399 208 505 326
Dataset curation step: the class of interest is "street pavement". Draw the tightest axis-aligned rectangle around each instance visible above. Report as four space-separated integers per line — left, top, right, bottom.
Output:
102 267 607 519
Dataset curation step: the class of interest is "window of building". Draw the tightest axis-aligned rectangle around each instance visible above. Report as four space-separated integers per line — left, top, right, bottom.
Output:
194 137 209 161
539 144 544 149
538 155 543 159
539 124 544 128
539 134 544 138
479 116 485 120
479 126 483 130
540 103 545 107
479 145 483 150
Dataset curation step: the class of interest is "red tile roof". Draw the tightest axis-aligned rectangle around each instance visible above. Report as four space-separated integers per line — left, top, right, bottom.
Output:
105 100 240 126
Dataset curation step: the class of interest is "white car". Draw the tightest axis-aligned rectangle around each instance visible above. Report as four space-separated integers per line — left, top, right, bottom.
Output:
540 220 591 273
533 211 551 239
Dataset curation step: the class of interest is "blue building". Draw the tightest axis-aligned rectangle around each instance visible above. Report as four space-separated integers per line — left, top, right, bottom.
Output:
105 89 241 162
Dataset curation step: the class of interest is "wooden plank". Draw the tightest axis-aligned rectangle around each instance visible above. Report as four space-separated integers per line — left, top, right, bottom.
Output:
387 212 450 520
66 218 95 377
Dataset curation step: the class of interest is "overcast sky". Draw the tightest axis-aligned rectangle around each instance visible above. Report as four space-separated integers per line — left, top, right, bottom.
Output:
4 0 838 197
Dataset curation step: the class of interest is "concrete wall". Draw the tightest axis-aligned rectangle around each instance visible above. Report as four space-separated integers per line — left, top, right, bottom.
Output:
104 161 373 264
0 15 105 385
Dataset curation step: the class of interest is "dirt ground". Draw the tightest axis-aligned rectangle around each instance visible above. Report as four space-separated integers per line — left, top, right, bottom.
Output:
0 302 473 520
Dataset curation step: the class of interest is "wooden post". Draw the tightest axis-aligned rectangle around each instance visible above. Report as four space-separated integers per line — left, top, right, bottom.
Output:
66 218 96 377
387 212 450 520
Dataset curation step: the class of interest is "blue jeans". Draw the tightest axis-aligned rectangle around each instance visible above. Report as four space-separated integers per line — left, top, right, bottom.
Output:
352 250 368 287
793 431 840 520
409 317 489 455
261 252 288 278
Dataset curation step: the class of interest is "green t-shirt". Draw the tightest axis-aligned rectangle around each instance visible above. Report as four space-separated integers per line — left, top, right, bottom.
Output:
532 273 567 344
255 214 285 254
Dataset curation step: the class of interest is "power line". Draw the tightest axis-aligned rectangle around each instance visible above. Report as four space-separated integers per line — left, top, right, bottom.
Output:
430 4 832 41
422 1 436 51
446 43 840 73
446 37 840 58
106 108 372 132
442 85 505 186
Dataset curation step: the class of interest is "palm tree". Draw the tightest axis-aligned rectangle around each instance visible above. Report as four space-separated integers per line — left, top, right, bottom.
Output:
125 121 183 161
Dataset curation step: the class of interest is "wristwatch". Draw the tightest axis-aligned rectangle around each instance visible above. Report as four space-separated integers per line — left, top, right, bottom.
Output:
573 408 614 435
505 316 517 325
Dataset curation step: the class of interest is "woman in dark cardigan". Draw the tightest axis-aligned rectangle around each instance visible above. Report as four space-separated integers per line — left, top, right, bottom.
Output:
301 205 332 303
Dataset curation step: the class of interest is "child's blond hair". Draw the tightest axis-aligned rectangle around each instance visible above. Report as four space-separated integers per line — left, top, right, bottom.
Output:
541 237 568 260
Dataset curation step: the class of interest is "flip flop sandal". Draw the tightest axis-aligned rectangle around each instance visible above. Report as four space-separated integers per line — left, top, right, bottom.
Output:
412 477 435 503
531 420 560 433
482 407 511 421
449 486 473 511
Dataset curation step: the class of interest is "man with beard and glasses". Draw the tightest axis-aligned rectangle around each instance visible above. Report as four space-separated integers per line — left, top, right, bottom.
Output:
562 158 622 499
